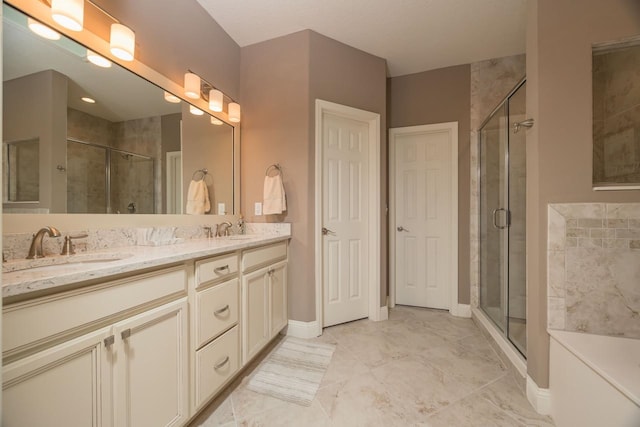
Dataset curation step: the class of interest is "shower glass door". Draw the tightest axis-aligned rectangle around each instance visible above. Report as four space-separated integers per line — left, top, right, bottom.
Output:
479 79 527 357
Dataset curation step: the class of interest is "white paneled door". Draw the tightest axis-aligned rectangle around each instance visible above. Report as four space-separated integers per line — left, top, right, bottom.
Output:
391 123 458 310
321 112 370 327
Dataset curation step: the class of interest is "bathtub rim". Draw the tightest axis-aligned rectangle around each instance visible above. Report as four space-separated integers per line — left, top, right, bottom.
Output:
548 329 640 407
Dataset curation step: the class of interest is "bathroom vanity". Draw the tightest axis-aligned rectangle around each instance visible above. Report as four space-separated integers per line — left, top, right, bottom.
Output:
1 232 289 426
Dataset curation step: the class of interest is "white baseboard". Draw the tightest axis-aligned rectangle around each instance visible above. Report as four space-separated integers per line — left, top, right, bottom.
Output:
451 304 471 318
379 304 389 321
526 376 551 415
285 320 320 339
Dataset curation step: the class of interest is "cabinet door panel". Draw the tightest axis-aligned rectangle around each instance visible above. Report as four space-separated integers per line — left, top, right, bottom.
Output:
113 298 188 427
242 268 269 364
3 328 112 426
269 261 288 338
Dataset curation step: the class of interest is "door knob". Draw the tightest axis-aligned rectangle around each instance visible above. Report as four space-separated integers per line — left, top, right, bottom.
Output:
322 227 336 236
397 226 410 232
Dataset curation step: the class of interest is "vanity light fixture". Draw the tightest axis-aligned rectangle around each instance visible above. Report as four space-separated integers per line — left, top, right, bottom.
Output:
86 50 112 68
110 23 135 61
211 117 223 125
81 96 96 103
164 91 181 104
51 0 84 31
189 105 204 116
184 73 201 99
27 17 61 40
228 102 241 123
209 89 223 112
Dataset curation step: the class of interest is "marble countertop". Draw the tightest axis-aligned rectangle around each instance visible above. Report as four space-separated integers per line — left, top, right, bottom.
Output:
2 233 290 300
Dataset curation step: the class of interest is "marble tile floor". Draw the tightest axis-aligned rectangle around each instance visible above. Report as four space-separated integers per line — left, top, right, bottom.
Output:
189 306 554 427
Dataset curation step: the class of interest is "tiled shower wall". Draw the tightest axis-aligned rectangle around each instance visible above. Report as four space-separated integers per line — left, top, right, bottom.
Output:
469 54 526 308
547 203 640 338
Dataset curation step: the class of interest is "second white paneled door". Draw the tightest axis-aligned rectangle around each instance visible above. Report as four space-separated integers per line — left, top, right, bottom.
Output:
391 123 458 311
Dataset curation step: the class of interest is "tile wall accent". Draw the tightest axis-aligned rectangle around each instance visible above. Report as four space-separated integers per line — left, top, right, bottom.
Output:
469 54 526 308
547 203 640 339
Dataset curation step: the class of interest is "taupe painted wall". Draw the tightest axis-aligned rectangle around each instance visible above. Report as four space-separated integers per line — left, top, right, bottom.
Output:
91 0 241 99
240 31 312 321
240 30 387 322
387 65 471 304
526 0 640 387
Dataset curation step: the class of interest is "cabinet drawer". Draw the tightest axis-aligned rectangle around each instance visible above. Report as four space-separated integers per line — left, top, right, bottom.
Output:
196 253 238 287
3 266 187 357
195 325 239 408
241 242 287 273
195 278 239 348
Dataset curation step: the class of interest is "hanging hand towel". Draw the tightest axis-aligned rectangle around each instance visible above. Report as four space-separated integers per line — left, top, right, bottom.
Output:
186 179 210 214
263 174 287 215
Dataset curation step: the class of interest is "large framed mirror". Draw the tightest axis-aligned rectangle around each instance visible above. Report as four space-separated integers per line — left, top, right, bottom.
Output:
2 2 238 214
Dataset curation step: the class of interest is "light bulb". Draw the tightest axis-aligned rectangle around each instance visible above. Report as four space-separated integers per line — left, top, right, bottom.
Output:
51 0 84 31
184 73 201 99
110 23 135 61
209 89 223 112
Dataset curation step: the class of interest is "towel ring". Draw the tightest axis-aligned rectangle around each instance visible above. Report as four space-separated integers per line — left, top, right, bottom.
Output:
192 168 208 181
265 163 282 177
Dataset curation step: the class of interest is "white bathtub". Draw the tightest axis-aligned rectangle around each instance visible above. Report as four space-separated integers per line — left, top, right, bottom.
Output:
549 330 640 427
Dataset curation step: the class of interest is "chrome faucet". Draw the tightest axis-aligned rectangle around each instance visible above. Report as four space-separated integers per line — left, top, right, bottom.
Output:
216 221 233 237
27 226 62 259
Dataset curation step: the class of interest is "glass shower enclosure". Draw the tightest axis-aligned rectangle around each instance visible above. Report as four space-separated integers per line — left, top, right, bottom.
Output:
479 78 527 357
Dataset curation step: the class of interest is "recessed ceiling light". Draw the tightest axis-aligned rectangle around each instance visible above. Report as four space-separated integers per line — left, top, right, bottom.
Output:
81 97 96 104
86 51 112 68
27 17 61 40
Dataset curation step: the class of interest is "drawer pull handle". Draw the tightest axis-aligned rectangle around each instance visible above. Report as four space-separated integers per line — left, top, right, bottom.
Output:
214 305 230 316
214 265 230 273
214 356 230 370
104 335 115 347
121 329 131 340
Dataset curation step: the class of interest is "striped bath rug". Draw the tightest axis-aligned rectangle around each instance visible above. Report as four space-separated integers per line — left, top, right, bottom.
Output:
247 337 336 406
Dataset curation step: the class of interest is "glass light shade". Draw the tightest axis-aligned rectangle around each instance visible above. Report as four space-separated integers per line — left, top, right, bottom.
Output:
164 91 181 104
189 105 204 116
209 89 223 112
27 18 61 40
211 117 223 125
184 73 201 99
86 50 112 68
228 102 241 123
51 0 84 31
110 23 135 61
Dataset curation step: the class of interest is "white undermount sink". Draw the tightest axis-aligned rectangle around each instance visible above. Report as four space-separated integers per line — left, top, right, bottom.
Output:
3 253 133 274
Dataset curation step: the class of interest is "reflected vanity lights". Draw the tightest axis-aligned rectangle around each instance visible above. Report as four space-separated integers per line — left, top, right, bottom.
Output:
86 50 111 68
189 105 204 116
164 91 181 104
211 116 223 126
43 0 136 62
27 17 61 40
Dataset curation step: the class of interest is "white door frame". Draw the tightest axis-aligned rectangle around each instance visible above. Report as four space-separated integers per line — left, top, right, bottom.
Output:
314 99 381 336
389 122 460 315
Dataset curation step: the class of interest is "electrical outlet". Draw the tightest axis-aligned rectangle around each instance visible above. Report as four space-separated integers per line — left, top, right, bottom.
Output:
254 202 262 216
217 203 225 215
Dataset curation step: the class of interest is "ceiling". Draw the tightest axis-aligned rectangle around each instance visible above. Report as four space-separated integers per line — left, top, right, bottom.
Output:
196 0 527 77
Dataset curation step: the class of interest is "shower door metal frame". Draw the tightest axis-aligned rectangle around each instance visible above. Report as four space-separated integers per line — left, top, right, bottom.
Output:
478 77 527 358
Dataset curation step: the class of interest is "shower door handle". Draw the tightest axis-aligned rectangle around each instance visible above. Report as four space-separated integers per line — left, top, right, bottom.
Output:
492 208 508 229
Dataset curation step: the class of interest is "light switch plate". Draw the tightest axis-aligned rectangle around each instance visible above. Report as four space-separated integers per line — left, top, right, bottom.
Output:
254 202 262 216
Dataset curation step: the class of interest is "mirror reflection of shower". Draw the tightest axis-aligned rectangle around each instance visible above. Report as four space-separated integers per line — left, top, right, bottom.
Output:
66 139 154 214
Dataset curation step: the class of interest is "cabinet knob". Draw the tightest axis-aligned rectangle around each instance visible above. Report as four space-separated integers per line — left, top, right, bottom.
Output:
214 356 230 370
214 305 230 316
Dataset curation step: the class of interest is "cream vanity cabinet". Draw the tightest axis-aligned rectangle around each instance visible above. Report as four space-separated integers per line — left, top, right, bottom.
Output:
241 242 288 364
191 252 241 413
2 266 189 427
